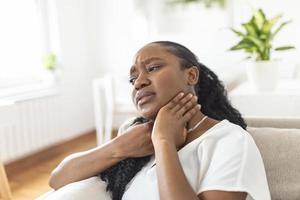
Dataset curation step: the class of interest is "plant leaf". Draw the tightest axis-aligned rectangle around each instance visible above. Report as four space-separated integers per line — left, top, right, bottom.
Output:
274 46 295 51
254 9 266 29
231 28 245 37
242 23 258 37
262 14 282 34
259 33 268 40
229 39 260 57
246 46 258 53
244 35 264 53
241 39 259 53
271 20 292 39
250 19 260 35
229 41 250 50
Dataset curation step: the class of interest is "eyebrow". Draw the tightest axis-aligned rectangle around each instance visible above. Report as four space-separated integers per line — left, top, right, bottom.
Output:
129 57 164 75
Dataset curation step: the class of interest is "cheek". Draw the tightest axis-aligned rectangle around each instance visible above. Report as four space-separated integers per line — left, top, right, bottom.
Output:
130 71 186 119
154 74 185 105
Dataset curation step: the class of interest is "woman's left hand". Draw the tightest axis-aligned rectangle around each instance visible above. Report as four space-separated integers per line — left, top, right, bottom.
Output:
151 92 199 149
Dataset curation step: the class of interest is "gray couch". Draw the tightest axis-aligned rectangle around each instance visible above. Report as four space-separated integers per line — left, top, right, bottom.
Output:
246 117 300 200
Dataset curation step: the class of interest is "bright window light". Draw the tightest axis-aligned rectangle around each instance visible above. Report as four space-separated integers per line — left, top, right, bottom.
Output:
0 0 45 88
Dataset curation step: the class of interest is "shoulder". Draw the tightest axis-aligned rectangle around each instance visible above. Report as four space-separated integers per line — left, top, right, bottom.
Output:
197 120 254 158
200 120 249 143
195 120 270 199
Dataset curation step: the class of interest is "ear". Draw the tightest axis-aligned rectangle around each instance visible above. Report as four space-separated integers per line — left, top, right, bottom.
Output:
185 66 199 86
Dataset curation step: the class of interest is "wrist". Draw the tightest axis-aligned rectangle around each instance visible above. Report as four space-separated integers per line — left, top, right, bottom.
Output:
153 138 177 151
110 136 128 160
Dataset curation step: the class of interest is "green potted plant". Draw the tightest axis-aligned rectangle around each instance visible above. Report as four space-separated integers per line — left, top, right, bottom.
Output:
230 8 295 91
43 53 56 72
42 53 60 85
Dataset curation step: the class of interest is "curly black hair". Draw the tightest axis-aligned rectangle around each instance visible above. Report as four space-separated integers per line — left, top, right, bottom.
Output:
99 41 247 200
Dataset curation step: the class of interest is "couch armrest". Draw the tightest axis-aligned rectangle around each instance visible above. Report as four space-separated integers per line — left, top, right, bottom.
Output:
245 117 300 129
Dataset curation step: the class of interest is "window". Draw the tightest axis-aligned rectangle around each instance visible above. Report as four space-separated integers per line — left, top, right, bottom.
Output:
0 0 59 100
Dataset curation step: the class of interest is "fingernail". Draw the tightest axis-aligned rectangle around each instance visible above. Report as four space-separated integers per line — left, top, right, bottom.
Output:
188 93 193 98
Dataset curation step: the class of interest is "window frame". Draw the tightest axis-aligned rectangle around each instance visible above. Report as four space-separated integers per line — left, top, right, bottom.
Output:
0 0 61 103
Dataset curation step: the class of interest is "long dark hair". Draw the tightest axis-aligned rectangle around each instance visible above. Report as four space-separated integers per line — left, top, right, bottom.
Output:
99 41 247 200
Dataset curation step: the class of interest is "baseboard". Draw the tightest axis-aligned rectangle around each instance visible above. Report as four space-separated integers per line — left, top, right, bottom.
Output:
4 129 97 179
4 127 121 179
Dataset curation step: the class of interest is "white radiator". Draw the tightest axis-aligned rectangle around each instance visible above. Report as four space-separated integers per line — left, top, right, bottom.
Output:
0 96 63 163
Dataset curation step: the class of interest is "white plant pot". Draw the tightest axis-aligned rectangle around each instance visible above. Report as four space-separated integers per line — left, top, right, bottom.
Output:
246 60 279 91
42 69 61 86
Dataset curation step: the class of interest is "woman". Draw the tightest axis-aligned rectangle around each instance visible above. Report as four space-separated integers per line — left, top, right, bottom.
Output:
48 41 270 200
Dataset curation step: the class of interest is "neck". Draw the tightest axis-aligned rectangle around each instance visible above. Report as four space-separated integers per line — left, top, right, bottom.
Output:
186 110 206 130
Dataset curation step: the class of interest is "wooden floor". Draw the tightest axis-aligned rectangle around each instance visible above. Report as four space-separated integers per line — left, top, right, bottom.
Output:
5 131 103 200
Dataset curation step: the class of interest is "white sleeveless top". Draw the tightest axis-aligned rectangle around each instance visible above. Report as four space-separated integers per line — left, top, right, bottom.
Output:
121 119 271 200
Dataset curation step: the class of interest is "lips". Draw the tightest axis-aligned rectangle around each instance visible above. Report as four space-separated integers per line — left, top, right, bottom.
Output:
135 91 155 105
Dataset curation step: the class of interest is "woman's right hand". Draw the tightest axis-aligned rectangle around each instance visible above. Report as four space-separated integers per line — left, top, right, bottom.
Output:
49 122 154 190
114 121 154 158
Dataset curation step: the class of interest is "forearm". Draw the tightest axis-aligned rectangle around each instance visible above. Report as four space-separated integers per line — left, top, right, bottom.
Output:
49 137 125 190
154 140 199 200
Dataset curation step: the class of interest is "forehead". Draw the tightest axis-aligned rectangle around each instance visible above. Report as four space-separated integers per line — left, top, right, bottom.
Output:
135 44 168 60
130 44 177 74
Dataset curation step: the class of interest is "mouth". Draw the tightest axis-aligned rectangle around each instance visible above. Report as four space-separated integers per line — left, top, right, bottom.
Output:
135 92 156 106
137 94 155 106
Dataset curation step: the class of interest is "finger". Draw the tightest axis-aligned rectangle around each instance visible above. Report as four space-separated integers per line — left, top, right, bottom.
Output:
176 95 198 116
171 93 194 112
182 104 200 123
165 92 184 109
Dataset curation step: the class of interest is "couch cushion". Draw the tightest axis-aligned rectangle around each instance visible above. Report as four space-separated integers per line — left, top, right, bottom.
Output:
247 127 300 200
36 176 111 200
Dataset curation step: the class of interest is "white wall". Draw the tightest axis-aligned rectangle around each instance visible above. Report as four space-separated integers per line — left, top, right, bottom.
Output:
57 0 100 130
86 0 151 76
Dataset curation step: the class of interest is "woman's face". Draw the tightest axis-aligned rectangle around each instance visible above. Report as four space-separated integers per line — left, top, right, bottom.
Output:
129 44 192 120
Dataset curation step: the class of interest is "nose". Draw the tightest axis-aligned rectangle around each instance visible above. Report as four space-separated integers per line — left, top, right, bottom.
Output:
134 72 151 90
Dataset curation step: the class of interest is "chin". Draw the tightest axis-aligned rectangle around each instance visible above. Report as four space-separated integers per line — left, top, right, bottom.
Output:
138 104 160 120
139 110 157 120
